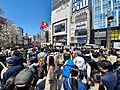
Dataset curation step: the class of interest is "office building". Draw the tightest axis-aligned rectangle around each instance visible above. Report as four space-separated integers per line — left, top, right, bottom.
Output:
92 0 120 47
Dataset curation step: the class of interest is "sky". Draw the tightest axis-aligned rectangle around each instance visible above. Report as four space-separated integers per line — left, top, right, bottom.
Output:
0 0 52 35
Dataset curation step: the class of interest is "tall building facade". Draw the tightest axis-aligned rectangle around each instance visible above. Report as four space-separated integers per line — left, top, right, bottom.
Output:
51 0 71 45
92 0 120 47
71 0 92 45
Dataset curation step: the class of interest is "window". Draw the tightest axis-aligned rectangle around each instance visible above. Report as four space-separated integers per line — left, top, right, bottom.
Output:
75 29 87 36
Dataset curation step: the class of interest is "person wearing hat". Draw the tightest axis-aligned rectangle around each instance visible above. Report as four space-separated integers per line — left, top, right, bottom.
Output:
73 51 86 70
98 60 117 90
112 54 120 90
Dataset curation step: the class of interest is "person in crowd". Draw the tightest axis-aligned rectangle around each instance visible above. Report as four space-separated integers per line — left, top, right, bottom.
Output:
73 50 86 70
63 52 76 89
45 56 57 90
64 47 70 61
98 54 107 62
63 67 87 90
11 50 24 66
73 50 86 80
98 60 117 90
90 71 101 90
37 48 45 60
64 68 78 90
62 52 75 78
112 54 120 90
2 57 23 85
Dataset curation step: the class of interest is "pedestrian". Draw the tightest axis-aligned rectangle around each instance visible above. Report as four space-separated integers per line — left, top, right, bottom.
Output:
73 50 86 70
73 50 86 80
63 68 87 90
98 60 117 90
45 56 57 90
62 52 75 78
2 57 23 84
112 54 120 90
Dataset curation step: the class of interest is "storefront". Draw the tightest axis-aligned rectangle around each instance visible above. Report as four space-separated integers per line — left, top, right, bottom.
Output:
93 26 120 48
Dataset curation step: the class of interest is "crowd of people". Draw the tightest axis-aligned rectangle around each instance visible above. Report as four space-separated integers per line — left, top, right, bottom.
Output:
0 45 119 90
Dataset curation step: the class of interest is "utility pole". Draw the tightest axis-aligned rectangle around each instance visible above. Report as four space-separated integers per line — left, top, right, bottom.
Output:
106 8 114 50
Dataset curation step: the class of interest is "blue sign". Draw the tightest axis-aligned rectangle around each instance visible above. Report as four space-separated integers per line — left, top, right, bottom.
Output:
77 39 86 44
72 0 89 14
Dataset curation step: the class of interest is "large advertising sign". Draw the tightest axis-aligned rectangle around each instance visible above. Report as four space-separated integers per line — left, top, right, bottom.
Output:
72 0 89 14
53 19 67 35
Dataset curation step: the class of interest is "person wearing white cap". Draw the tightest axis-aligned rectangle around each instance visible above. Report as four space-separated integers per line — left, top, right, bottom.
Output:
73 51 86 70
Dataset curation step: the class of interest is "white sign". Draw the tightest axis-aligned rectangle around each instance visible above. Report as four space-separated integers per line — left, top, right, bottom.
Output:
114 42 120 49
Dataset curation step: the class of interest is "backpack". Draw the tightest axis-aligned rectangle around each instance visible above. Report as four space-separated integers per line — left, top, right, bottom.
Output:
113 66 120 76
4 76 15 90
37 66 44 79
14 68 33 85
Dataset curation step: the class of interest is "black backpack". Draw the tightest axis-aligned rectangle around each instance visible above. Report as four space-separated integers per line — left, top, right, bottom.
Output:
4 76 15 90
14 68 33 85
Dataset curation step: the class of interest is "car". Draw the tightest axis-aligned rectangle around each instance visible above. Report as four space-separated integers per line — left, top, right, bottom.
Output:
83 44 99 49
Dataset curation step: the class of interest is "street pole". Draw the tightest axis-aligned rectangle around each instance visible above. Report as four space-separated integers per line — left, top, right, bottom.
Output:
106 9 114 50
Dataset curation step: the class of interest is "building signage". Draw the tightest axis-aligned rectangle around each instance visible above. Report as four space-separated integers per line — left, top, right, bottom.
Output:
56 3 69 13
76 21 87 29
72 0 89 14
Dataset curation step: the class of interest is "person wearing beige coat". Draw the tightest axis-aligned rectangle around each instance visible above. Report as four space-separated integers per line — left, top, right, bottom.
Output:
45 56 57 90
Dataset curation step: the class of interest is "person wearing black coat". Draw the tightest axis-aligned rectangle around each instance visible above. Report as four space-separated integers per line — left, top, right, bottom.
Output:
112 54 120 90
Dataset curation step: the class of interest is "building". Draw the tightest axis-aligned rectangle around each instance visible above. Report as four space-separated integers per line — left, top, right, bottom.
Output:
51 0 71 45
71 0 92 45
92 0 120 47
51 0 92 46
40 27 49 44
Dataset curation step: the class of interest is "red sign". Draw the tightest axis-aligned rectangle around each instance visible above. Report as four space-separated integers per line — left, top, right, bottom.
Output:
40 22 48 28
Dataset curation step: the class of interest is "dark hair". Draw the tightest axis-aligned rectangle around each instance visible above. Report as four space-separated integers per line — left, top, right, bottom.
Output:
70 68 78 90
71 68 78 77
99 54 107 59
71 78 78 90
32 48 36 52
13 50 20 56
64 53 71 60
65 48 69 52
48 56 55 67
91 70 101 83
98 60 112 70
41 48 44 52
92 52 99 58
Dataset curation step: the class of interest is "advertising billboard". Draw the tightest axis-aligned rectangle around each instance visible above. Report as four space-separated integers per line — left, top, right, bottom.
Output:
53 19 67 35
72 0 89 14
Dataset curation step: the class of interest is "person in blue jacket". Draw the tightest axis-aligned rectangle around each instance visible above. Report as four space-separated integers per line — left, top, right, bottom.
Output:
63 68 87 90
62 52 75 78
98 60 117 90
2 57 23 85
63 52 75 90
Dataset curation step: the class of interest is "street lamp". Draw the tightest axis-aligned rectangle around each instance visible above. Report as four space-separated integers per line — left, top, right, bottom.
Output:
106 9 114 50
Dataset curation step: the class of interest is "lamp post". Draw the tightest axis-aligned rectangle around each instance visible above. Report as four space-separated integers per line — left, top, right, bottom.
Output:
106 9 114 50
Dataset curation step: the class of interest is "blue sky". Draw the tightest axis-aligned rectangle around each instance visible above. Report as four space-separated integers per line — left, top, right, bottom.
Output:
0 0 52 35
